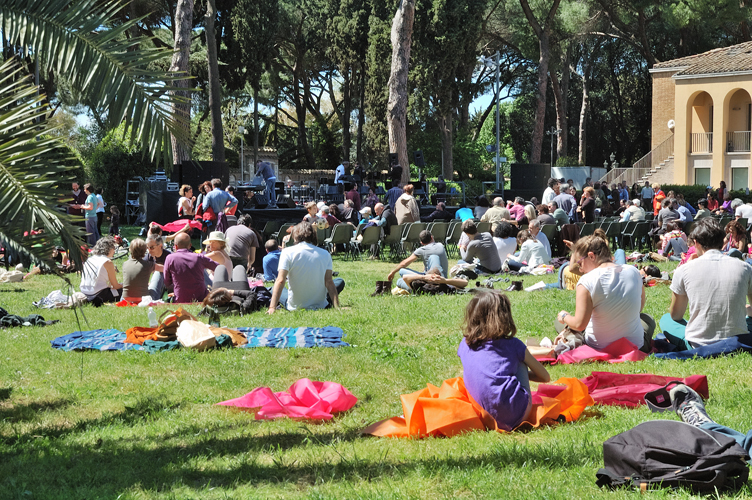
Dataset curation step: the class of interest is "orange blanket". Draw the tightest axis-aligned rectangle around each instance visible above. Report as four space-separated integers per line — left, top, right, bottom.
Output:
362 376 593 438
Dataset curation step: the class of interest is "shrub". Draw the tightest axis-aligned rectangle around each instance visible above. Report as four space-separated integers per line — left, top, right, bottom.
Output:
85 124 156 213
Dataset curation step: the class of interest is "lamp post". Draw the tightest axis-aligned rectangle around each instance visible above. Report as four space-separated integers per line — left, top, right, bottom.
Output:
239 125 245 183
547 126 562 167
478 51 503 197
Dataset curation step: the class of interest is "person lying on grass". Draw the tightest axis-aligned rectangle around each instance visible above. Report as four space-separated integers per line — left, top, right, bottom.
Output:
399 267 468 294
458 290 550 431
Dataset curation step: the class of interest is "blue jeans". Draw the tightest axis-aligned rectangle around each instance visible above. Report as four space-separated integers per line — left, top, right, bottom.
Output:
614 248 626 264
266 176 277 207
85 217 99 246
700 422 752 460
278 278 345 309
397 268 421 291
149 271 164 301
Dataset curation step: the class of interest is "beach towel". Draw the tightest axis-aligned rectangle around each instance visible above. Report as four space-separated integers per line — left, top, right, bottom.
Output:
362 376 593 439
554 337 648 364
580 372 709 407
216 378 357 420
50 329 142 351
153 220 203 233
236 326 349 348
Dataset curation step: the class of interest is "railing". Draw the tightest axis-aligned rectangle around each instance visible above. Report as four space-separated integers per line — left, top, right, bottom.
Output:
726 131 751 152
598 134 674 187
690 132 713 153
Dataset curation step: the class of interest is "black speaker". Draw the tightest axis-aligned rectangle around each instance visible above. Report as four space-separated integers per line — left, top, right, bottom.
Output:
277 195 297 208
251 194 268 209
413 150 425 167
388 152 399 166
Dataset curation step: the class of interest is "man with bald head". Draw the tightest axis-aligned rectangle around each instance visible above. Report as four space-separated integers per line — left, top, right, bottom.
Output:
481 197 511 232
163 233 218 303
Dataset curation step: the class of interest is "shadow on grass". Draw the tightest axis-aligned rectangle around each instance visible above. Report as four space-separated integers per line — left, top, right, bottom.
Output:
0 405 605 498
0 396 73 424
0 388 11 401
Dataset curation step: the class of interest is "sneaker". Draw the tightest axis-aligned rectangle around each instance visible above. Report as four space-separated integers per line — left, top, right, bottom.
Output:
669 384 715 427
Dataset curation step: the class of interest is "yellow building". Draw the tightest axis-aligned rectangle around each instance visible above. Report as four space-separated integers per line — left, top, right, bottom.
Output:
650 42 752 189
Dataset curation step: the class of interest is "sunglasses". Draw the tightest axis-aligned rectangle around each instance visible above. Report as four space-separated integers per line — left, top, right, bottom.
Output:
572 255 587 271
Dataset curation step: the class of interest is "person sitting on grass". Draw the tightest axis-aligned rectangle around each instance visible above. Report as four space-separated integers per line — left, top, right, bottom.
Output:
722 219 748 259
657 221 688 258
458 220 502 274
457 291 550 431
556 231 654 353
163 233 218 303
505 230 549 273
666 217 752 350
80 236 123 305
122 238 164 303
268 222 345 313
263 239 282 281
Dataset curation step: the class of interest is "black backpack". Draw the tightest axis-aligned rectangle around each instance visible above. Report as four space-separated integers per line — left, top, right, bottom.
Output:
596 420 749 492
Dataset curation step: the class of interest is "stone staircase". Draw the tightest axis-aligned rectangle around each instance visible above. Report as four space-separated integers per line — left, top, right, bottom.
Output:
639 155 674 185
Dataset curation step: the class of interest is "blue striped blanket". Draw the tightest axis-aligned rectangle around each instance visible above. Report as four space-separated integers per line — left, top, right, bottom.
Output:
51 326 348 351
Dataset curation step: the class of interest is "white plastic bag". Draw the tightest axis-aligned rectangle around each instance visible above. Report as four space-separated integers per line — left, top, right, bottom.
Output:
176 320 216 351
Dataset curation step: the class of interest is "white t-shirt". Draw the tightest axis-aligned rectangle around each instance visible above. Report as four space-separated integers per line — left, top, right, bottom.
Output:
511 239 549 268
671 250 752 346
279 242 333 311
542 187 556 205
80 254 112 297
577 264 644 350
494 237 517 262
735 204 752 220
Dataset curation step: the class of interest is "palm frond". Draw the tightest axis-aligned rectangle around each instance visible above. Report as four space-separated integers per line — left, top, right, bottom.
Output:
0 58 88 276
0 0 192 166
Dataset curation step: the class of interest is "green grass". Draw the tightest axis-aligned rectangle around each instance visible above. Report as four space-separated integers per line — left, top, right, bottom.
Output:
2 231 752 499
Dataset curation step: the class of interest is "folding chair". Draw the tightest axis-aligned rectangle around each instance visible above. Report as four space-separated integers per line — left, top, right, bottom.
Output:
401 222 427 253
324 223 356 259
352 225 380 260
381 224 406 261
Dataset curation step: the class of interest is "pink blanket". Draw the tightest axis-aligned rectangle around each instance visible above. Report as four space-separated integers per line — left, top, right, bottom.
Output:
555 337 648 364
580 371 709 407
155 220 203 233
216 378 357 420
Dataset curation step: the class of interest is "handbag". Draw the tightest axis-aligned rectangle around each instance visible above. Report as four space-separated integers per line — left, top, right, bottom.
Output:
176 320 216 351
156 307 198 342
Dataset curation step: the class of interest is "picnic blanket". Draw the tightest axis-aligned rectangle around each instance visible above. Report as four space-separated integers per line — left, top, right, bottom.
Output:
653 334 752 360
362 376 593 439
154 220 203 233
551 337 648 364
216 378 357 420
580 372 709 407
51 326 348 351
50 329 143 351
236 327 349 348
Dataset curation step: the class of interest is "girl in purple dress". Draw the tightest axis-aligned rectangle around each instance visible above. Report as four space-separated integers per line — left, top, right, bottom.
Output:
457 291 550 430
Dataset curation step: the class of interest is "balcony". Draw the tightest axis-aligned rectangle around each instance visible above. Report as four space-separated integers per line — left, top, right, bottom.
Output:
690 132 713 153
726 131 751 152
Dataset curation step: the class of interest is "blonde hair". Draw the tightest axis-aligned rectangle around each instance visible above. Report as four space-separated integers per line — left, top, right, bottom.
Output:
462 291 517 349
179 184 193 196
524 204 536 221
583 186 595 197
571 233 612 267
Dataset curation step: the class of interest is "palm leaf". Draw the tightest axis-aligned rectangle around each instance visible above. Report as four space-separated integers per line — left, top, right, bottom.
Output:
0 58 88 276
0 0 192 166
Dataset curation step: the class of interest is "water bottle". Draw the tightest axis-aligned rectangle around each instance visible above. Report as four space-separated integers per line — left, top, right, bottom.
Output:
148 307 158 327
209 306 221 328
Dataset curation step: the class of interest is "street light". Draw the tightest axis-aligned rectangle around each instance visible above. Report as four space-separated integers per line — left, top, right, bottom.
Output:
546 126 562 167
238 125 245 183
478 51 503 197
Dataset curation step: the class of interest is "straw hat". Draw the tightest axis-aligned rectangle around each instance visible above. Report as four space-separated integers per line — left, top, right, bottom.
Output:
202 231 227 245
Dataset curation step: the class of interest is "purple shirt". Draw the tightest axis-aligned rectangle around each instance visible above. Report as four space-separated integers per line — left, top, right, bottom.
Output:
163 249 218 303
457 337 530 430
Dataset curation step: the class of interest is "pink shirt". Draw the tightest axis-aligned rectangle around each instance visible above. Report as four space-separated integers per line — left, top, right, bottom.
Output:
509 204 525 220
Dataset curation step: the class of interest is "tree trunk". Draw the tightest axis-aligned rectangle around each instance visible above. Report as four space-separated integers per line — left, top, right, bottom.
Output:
169 0 194 164
387 0 416 185
205 0 225 162
578 70 589 166
550 73 565 165
519 0 561 164
356 66 365 167
293 62 316 169
558 45 570 158
531 31 550 164
341 66 352 161
253 87 259 169
438 112 453 179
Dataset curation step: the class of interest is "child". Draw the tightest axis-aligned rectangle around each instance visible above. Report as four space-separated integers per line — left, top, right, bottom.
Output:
108 206 120 235
457 291 550 431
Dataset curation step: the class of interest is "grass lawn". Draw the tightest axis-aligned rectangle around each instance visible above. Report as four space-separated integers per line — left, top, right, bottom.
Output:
2 227 752 499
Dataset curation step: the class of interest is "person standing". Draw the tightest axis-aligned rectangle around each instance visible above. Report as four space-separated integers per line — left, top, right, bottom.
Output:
75 183 100 246
95 187 106 237
640 181 654 211
346 183 362 211
542 178 560 205
69 181 86 226
385 182 403 212
225 214 259 270
335 160 349 185
256 161 277 208
396 184 420 224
